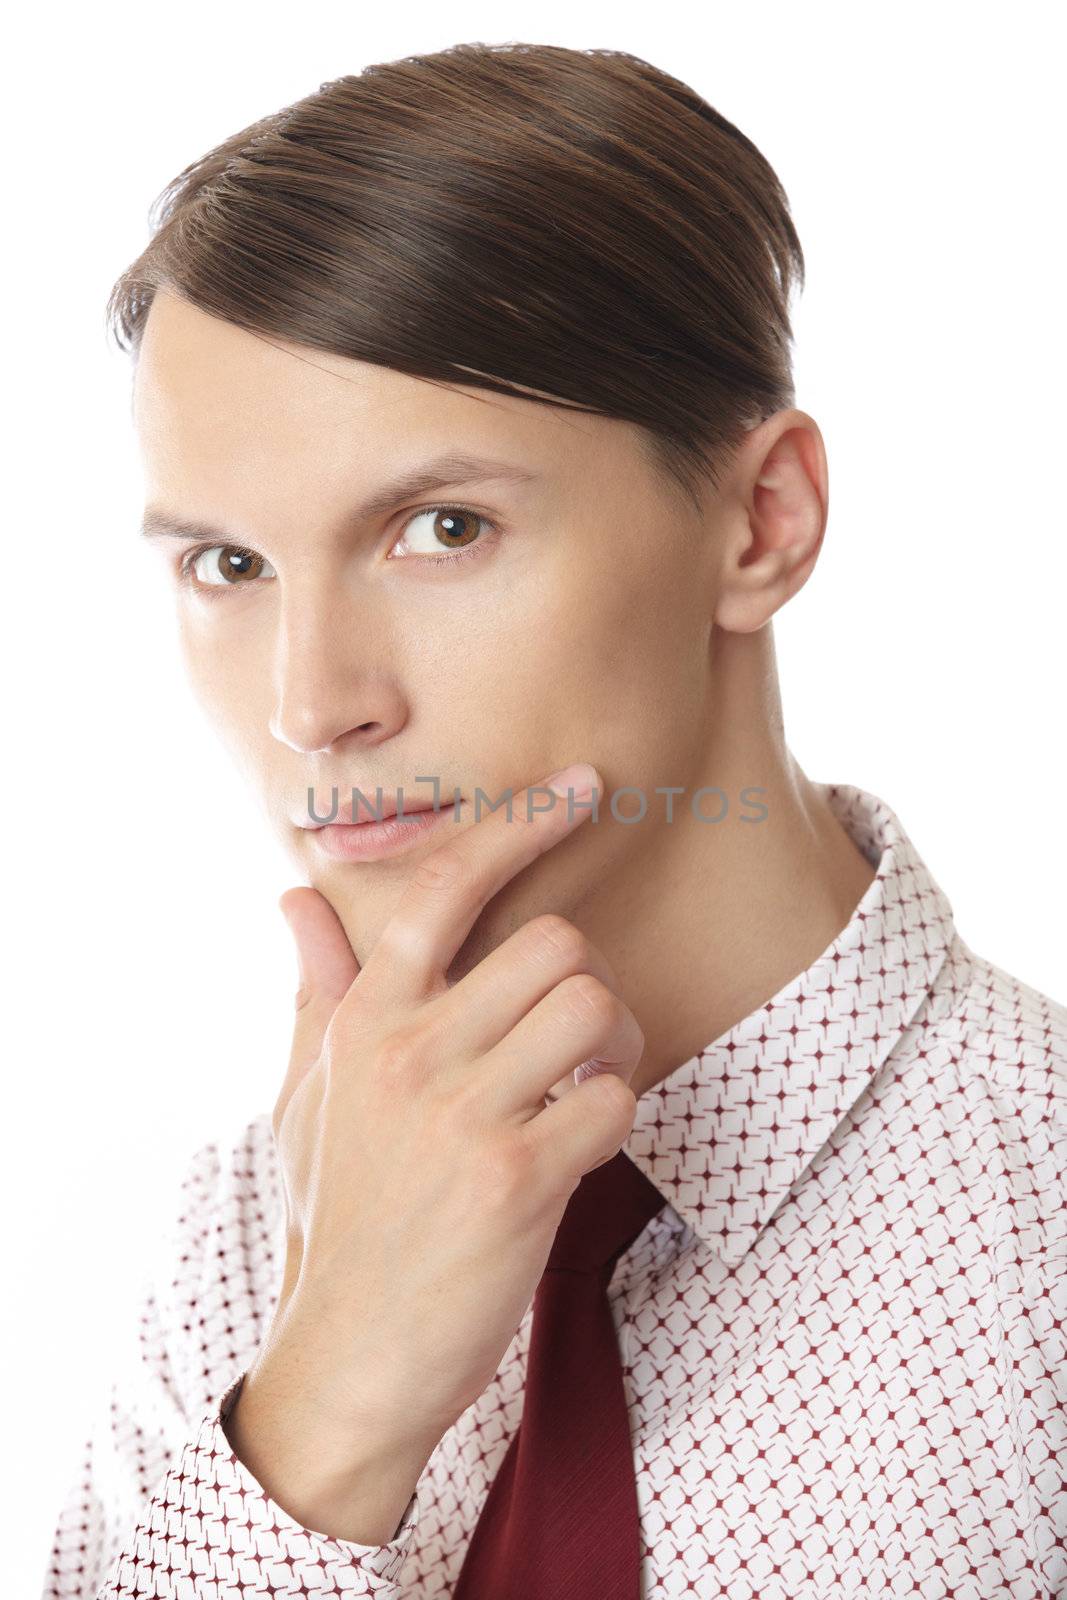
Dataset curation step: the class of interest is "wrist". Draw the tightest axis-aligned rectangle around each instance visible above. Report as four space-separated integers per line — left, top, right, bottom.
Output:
224 1363 437 1546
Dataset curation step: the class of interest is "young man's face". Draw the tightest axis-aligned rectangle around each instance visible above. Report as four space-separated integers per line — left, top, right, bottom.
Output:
133 287 729 974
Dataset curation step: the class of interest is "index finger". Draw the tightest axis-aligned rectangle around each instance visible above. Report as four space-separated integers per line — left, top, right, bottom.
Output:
352 763 601 1005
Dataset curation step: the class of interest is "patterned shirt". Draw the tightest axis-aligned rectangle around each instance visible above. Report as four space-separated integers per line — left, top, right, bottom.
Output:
42 782 1067 1599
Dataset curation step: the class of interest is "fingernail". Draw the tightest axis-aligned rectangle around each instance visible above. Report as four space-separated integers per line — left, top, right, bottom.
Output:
543 762 598 799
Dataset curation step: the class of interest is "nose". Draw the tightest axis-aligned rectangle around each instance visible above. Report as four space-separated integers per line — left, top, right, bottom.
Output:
268 573 407 754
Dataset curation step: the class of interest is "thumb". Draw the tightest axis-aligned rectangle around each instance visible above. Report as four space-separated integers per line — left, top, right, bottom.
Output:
282 885 361 1017
273 885 361 1137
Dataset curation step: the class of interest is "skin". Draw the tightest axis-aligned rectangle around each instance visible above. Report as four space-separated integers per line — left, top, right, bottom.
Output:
133 285 876 1104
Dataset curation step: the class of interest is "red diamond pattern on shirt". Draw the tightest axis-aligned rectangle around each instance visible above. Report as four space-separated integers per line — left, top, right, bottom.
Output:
41 782 1067 1598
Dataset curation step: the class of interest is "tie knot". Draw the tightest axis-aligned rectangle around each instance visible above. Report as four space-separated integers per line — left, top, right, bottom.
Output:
546 1148 667 1277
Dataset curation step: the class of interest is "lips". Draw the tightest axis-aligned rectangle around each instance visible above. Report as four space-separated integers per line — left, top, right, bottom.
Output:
308 797 461 862
297 790 444 829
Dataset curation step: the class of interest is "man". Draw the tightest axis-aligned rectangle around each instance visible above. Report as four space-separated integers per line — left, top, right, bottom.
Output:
43 42 1066 1600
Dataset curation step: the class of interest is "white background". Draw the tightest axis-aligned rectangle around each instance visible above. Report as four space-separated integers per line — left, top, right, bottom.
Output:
5 3 1064 1589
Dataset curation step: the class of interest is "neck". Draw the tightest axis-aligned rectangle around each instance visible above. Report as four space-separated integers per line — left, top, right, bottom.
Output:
556 623 877 1103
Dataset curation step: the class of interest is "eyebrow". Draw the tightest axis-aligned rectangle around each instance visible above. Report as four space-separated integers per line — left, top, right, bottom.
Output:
139 452 541 543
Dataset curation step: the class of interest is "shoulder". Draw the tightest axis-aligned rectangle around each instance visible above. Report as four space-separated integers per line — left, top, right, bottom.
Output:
928 936 1067 1266
946 935 1067 1109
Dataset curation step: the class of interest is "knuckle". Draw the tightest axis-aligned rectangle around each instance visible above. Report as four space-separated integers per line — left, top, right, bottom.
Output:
372 1026 427 1087
365 918 418 976
408 843 474 898
586 1069 638 1123
557 972 618 1030
525 913 588 970
480 1132 536 1204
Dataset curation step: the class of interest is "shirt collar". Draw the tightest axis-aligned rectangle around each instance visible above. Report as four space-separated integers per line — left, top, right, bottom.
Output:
626 782 958 1269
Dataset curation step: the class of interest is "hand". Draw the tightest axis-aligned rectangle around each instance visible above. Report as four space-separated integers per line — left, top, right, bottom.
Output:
248 763 644 1464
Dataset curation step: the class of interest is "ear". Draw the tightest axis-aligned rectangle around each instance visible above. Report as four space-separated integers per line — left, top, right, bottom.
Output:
713 409 828 634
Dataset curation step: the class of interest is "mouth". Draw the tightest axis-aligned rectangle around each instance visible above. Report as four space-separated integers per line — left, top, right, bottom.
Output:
299 796 463 862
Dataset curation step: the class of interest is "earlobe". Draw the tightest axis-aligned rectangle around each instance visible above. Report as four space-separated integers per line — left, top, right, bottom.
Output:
713 525 826 633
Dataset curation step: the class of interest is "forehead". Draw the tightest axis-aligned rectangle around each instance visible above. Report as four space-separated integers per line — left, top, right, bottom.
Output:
130 288 667 548
133 288 605 482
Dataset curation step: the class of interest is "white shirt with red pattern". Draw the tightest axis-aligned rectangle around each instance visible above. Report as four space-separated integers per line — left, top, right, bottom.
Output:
42 783 1067 1598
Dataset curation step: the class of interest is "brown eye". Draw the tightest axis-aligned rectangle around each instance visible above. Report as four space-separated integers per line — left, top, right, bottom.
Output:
390 505 491 560
187 545 277 587
430 509 481 549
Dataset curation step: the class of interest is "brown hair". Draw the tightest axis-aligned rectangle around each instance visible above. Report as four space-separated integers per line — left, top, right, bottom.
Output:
107 42 805 511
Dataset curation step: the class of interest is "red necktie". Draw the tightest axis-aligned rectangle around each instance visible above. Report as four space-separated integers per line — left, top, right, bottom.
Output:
452 1146 668 1599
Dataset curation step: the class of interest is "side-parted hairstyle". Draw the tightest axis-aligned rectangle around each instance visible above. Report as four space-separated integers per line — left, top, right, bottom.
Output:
107 41 805 512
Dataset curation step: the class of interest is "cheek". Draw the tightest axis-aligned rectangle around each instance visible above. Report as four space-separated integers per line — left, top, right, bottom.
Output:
177 609 273 748
533 547 705 715
438 583 699 804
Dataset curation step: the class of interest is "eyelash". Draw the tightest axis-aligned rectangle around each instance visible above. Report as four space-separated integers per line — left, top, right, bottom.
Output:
174 503 499 594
